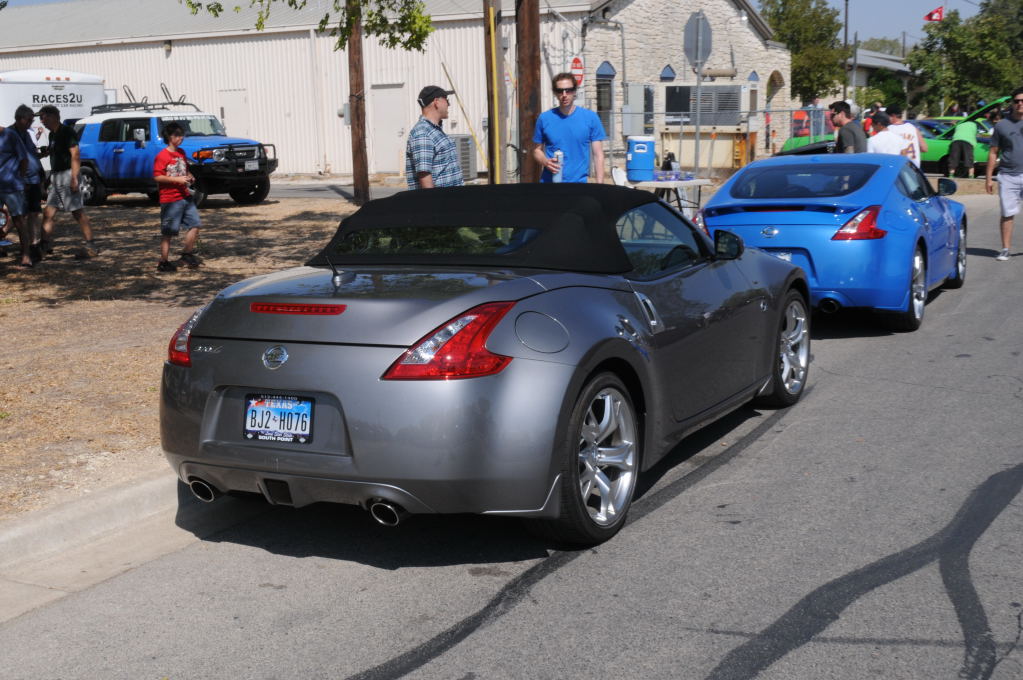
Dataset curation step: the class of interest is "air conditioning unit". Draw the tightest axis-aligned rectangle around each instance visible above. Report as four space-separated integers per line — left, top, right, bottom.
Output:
449 134 478 179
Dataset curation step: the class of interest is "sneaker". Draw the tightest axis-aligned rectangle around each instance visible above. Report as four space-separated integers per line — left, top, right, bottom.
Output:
157 259 178 272
29 244 42 263
996 248 1010 261
178 251 202 268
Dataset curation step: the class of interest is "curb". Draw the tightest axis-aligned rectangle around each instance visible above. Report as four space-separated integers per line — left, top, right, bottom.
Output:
0 469 179 571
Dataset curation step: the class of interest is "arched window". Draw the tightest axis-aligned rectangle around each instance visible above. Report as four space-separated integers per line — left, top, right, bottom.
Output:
596 61 616 133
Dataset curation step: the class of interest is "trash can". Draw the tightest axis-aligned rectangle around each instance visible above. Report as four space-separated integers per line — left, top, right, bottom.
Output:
626 136 655 182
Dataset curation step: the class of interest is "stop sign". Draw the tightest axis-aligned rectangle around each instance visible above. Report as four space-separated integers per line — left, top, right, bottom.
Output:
570 56 584 87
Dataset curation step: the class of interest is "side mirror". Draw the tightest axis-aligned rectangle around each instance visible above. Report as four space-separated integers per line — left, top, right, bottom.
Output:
133 128 146 147
714 230 744 260
937 177 957 196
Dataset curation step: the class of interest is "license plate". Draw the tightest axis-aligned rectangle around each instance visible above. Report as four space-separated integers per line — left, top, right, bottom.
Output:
244 394 314 444
771 251 793 262
244 160 259 171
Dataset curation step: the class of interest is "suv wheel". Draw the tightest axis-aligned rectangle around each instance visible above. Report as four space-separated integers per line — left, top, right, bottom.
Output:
229 179 271 205
80 167 106 206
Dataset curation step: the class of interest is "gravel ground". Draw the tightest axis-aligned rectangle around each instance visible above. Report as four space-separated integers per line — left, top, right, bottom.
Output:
0 193 354 521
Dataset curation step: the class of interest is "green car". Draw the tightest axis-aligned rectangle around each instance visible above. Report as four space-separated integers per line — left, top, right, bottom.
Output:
919 97 1008 177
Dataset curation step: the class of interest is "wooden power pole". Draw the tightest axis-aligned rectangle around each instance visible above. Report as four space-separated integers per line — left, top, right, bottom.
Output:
483 0 505 183
516 0 540 183
347 0 370 205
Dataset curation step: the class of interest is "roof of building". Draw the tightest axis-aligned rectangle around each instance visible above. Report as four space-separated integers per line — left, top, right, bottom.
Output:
0 0 590 51
847 48 911 75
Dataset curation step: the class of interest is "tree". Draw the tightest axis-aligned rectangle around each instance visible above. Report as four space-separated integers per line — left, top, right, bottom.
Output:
860 37 903 57
184 0 434 203
906 9 1016 115
866 69 906 109
758 0 847 104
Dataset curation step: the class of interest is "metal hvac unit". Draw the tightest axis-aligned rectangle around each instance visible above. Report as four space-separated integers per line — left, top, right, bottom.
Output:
449 134 478 179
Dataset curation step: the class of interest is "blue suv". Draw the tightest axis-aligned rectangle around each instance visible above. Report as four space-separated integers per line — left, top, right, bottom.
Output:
74 101 278 206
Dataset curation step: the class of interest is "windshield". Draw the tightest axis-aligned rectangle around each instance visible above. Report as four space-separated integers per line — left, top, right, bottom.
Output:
332 225 541 256
731 164 879 199
163 115 227 137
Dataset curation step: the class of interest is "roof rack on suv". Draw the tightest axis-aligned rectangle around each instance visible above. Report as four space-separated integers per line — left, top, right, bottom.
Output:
90 100 202 114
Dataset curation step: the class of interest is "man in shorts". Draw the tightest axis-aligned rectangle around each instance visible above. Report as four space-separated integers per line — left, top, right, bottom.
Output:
0 119 31 268
11 105 45 261
38 105 97 258
985 86 1023 261
153 122 201 272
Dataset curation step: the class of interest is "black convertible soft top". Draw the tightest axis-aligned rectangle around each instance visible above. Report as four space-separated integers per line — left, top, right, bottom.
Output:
307 183 659 274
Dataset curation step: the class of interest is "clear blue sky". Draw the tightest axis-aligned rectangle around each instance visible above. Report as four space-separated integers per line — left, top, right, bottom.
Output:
821 0 980 46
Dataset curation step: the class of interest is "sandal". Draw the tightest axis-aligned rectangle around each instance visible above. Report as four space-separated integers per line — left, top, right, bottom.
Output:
16 261 33 269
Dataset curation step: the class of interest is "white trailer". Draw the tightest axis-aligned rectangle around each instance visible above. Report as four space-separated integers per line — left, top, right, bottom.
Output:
0 69 108 147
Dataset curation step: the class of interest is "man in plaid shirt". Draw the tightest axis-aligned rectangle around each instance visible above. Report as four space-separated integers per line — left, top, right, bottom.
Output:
405 85 464 190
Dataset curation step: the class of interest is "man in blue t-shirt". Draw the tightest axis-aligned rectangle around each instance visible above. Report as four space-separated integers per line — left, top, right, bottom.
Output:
532 73 607 183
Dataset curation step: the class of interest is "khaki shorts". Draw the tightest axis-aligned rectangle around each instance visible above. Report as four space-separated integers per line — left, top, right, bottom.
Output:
47 169 84 213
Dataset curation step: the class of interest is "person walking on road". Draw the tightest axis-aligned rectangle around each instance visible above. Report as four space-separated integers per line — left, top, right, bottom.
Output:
867 112 911 157
405 86 464 190
886 106 927 168
0 115 31 268
532 73 607 183
986 88 1023 261
38 105 97 259
11 105 45 261
153 122 202 273
829 101 867 153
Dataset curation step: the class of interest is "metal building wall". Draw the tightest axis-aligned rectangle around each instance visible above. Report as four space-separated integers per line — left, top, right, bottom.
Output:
0 11 587 176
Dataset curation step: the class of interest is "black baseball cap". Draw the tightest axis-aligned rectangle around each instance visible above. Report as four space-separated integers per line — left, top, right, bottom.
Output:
417 86 454 108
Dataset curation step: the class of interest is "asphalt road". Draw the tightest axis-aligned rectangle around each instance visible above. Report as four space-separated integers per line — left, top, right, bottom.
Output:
1 195 1021 680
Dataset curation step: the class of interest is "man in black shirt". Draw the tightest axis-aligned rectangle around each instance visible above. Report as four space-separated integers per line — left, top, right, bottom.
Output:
828 101 867 154
38 105 96 258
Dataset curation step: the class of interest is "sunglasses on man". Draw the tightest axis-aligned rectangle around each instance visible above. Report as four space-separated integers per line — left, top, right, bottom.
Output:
554 87 577 95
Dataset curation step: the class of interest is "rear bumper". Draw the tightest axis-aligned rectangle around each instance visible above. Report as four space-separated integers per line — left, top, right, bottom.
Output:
160 344 573 517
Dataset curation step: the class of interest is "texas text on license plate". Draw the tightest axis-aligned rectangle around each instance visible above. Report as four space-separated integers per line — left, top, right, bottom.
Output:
244 394 314 444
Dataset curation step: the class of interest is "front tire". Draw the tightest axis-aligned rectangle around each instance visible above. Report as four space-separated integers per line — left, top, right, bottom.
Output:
755 289 810 408
886 246 926 332
80 167 106 206
944 221 967 289
229 179 271 204
535 373 640 545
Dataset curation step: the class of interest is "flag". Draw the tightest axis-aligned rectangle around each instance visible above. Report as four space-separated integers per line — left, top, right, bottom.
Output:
924 6 944 21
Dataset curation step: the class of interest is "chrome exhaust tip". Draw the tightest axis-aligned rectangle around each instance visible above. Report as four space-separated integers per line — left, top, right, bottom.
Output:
188 479 220 503
368 500 408 527
818 298 841 314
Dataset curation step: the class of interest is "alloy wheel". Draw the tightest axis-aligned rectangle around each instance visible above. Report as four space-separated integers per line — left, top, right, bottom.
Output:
576 386 637 527
777 298 809 395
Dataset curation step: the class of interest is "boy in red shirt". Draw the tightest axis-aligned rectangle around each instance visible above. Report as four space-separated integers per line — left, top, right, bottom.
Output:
153 122 201 272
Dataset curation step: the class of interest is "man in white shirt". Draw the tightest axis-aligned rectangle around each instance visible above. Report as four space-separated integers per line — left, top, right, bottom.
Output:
867 112 913 158
885 106 927 168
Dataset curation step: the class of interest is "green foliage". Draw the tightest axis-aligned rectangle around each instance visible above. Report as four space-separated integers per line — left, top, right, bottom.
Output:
183 0 434 51
866 69 906 109
860 37 904 57
907 8 1016 115
759 0 848 103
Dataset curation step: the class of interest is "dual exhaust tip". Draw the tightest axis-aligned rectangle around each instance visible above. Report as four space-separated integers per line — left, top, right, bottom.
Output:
187 478 408 527
818 298 841 314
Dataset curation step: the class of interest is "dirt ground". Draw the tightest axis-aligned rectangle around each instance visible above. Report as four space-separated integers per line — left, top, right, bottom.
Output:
0 193 354 521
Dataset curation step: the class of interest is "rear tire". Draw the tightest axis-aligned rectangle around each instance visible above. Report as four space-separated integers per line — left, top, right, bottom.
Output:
80 167 106 206
944 221 967 289
755 289 810 408
886 246 926 332
531 372 640 546
229 179 271 204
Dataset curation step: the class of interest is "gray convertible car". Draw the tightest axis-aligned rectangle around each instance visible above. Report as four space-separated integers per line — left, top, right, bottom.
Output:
161 184 810 544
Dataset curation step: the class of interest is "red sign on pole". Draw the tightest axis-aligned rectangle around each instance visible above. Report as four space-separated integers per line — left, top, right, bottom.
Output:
570 56 584 87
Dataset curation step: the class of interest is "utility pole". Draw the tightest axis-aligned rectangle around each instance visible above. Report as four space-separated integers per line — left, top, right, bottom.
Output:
516 0 540 183
347 0 369 205
484 0 505 183
843 0 849 100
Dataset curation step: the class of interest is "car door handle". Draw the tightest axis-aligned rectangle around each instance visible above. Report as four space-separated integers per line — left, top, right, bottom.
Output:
633 292 664 333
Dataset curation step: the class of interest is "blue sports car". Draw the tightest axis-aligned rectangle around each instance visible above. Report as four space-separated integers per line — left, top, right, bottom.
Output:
701 154 966 331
